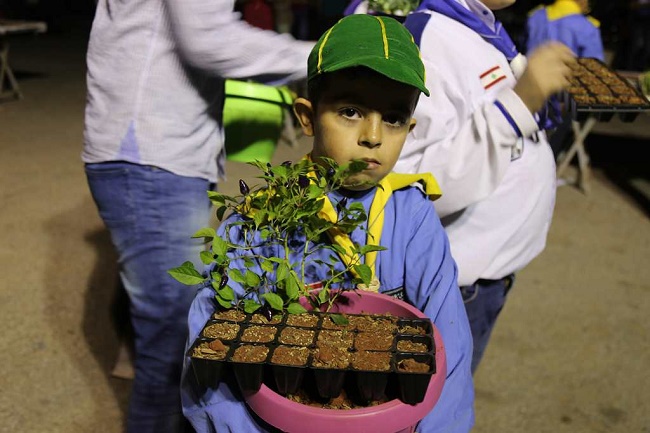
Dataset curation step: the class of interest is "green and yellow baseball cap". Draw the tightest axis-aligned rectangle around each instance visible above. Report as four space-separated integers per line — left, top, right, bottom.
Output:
308 14 429 96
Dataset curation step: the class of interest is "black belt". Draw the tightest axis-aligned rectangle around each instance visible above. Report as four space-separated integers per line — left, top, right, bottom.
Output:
474 274 514 290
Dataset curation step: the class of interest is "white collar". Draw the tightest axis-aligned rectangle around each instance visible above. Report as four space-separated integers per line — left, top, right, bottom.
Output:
456 0 497 32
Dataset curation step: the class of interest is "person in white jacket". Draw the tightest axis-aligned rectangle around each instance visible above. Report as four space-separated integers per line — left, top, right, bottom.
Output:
394 0 576 373
82 1 312 432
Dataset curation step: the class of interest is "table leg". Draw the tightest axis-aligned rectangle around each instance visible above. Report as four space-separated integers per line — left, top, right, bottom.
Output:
0 39 23 100
556 116 597 194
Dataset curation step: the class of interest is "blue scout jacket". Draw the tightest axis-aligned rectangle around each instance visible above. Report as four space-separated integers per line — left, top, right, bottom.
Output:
526 0 604 60
181 180 474 433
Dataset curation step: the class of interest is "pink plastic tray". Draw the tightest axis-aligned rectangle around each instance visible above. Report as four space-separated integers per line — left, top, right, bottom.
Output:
244 291 447 433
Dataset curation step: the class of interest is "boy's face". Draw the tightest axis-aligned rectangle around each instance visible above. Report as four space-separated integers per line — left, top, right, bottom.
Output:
294 70 419 191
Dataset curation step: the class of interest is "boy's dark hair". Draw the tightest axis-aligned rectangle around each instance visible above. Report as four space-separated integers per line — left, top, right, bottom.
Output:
307 67 391 108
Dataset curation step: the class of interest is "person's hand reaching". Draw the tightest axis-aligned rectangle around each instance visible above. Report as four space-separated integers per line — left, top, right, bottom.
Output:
514 42 577 114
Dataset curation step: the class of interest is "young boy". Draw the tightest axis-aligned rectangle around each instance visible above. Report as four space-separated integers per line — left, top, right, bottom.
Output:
526 0 604 61
526 0 604 160
180 14 474 432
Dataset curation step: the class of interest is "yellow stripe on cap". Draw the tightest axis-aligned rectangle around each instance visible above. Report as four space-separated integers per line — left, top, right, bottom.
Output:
374 16 389 59
317 26 335 74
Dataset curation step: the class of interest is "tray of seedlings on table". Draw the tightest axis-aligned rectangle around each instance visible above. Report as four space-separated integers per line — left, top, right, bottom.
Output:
188 309 437 406
564 57 650 122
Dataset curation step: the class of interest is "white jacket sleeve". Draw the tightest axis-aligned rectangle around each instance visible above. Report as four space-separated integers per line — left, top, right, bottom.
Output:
164 0 312 83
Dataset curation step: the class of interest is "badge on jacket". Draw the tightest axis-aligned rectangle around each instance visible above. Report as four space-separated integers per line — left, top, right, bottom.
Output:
480 65 506 90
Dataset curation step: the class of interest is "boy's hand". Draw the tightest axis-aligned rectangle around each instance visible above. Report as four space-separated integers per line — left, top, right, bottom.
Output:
514 42 577 114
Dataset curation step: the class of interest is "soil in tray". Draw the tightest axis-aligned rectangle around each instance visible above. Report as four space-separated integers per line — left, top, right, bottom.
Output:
354 331 393 351
320 314 355 331
277 327 315 346
316 329 354 349
202 322 241 340
250 312 283 325
351 351 392 371
192 339 230 360
348 314 398 334
230 344 269 363
240 325 278 343
285 313 319 328
212 309 247 322
396 357 431 373
270 345 310 366
310 345 351 369
396 339 430 353
397 320 430 335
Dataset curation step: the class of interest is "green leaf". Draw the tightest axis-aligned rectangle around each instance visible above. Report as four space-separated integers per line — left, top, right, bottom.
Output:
287 302 308 314
348 159 369 173
243 299 262 313
267 257 284 264
243 257 255 269
253 209 266 227
354 264 373 285
244 270 261 287
262 292 284 311
207 191 226 203
200 250 215 265
276 262 289 282
285 274 300 300
191 227 216 240
271 165 289 179
211 236 228 257
216 205 227 221
317 287 330 304
307 184 324 199
330 313 349 326
260 259 274 273
229 268 246 284
217 286 235 301
167 261 204 285
358 244 387 255
216 296 233 309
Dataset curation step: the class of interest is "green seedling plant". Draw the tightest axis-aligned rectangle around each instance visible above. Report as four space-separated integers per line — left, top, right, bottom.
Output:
367 0 420 16
168 158 385 324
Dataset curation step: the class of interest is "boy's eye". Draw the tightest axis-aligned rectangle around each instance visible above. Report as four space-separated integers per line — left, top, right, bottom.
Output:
383 113 407 127
339 108 361 119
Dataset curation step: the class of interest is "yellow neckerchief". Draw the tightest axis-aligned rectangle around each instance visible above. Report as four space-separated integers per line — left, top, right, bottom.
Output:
311 157 442 291
545 0 599 27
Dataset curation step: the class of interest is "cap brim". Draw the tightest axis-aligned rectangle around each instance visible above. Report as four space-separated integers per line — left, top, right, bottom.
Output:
319 56 430 97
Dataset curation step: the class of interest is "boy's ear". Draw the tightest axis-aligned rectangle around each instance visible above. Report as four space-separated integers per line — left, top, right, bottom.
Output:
408 117 417 134
293 97 315 137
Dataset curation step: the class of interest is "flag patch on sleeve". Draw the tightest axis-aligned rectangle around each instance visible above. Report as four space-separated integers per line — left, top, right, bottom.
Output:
480 65 506 90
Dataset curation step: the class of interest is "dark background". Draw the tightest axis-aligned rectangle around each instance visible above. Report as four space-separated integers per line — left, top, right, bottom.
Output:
0 0 650 71
0 0 648 71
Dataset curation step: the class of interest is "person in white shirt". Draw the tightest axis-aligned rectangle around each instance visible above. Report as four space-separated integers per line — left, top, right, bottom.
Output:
395 0 576 373
82 1 312 431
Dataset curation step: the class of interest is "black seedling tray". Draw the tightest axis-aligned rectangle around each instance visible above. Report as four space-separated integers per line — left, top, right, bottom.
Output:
188 311 437 405
564 57 650 123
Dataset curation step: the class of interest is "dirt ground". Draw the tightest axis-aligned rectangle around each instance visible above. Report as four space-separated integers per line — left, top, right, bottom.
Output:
0 21 648 433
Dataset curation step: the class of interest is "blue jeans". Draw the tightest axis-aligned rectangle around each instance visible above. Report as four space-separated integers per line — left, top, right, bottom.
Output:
461 275 514 374
85 162 212 433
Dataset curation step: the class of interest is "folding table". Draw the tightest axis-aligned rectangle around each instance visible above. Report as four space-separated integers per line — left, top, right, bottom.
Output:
556 116 598 194
0 19 47 101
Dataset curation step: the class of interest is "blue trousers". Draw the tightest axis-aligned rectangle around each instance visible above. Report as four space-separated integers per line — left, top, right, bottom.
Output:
460 275 514 374
85 162 212 433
